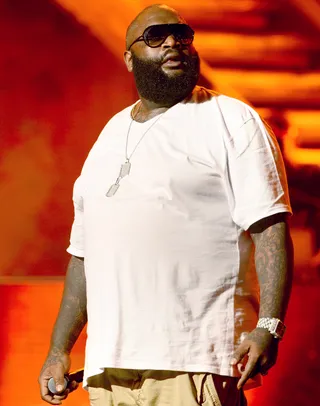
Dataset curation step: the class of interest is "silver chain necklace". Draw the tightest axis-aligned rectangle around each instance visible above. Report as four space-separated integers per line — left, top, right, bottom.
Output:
106 103 164 197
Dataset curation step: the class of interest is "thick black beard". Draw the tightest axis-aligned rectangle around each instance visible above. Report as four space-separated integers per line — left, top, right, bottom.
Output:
131 51 200 106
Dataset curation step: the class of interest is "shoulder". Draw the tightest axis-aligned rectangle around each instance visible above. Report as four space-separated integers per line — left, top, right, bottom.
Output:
89 102 136 148
186 87 259 123
80 102 137 173
100 103 135 134
210 95 277 155
214 95 273 147
215 94 260 126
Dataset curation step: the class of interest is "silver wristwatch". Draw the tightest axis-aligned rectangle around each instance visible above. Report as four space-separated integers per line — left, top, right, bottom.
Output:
256 317 286 340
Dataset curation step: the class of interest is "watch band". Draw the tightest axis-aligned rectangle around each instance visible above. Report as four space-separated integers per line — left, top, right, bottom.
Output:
257 317 286 339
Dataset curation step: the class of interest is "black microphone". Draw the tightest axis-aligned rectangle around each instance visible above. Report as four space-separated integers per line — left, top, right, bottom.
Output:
48 368 84 395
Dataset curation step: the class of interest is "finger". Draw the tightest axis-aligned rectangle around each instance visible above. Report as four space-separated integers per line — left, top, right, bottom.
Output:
39 377 60 405
231 342 249 366
39 376 50 398
259 354 268 366
53 389 70 401
237 362 246 374
41 392 62 405
46 399 62 405
259 355 269 375
259 354 276 376
51 365 67 393
237 356 259 389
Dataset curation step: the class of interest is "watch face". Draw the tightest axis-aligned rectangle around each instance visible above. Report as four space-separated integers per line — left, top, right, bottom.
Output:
273 319 286 338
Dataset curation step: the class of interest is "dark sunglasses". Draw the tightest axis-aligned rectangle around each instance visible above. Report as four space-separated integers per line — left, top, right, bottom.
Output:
127 23 194 51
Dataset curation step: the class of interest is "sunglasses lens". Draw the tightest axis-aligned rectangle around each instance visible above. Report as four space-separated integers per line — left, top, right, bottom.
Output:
145 26 167 47
145 25 170 47
145 24 194 47
175 25 194 45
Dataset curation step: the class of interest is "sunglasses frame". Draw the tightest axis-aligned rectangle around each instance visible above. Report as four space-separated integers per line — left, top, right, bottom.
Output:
127 23 194 51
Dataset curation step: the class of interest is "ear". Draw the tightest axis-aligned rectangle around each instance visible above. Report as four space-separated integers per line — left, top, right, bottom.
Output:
124 50 133 72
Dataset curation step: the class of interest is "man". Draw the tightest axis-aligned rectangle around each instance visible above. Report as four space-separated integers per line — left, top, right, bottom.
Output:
39 4 293 406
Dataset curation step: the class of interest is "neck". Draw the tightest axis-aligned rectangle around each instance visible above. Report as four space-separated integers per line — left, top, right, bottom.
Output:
132 96 177 123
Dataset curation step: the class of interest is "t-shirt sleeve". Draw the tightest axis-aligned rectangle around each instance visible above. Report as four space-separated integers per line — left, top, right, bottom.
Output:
66 176 85 257
222 102 292 231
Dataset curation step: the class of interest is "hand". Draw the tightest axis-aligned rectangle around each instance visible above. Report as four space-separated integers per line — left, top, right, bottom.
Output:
230 328 279 389
38 352 78 405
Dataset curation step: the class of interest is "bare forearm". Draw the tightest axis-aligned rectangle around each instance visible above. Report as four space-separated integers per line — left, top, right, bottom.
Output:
49 255 87 356
250 214 294 320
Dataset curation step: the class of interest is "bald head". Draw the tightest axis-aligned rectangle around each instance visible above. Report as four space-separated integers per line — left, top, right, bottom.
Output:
126 4 185 50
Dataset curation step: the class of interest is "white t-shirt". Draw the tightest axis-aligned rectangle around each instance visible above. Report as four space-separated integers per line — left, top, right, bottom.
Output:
67 86 291 389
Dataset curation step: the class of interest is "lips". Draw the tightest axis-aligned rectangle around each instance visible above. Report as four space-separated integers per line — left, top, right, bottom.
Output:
163 52 182 63
163 53 182 63
162 53 185 67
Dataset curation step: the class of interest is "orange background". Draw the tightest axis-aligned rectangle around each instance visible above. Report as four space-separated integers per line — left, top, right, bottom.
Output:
0 0 135 278
1 1 320 405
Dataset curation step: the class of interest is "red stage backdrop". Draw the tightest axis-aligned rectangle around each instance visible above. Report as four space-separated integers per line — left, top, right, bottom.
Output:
0 0 135 276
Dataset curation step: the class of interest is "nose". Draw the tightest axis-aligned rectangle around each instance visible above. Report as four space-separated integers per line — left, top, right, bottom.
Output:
162 34 182 48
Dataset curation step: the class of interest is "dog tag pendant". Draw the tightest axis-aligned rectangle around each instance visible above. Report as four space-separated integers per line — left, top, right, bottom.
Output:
119 161 131 178
106 160 131 197
106 183 120 197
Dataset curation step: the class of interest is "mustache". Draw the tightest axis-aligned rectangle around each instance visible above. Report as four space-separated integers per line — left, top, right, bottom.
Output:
153 49 198 65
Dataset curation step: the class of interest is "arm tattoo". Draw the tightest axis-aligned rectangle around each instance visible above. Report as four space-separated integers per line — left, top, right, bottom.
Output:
49 255 87 356
250 214 294 320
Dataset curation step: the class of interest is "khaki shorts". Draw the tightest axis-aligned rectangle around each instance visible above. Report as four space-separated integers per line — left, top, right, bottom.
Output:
87 369 247 406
